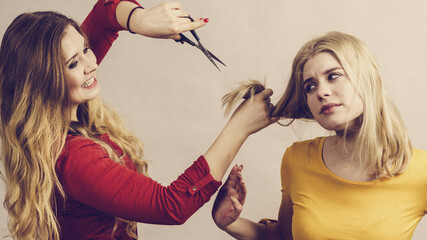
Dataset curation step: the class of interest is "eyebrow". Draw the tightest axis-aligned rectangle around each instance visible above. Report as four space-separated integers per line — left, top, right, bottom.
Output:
64 38 87 66
302 67 344 86
65 53 78 65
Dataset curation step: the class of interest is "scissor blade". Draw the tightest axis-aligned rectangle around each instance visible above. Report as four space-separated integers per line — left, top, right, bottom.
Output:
205 49 226 67
198 41 221 71
194 43 227 66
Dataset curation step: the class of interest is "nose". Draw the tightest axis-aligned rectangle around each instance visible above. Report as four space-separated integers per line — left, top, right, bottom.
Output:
316 81 331 101
83 54 98 75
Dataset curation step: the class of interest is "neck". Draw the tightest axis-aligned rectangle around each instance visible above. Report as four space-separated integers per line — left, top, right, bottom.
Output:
329 131 358 161
71 105 78 121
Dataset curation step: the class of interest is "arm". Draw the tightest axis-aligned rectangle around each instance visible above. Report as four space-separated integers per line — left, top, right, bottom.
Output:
116 1 207 39
205 89 278 181
57 137 221 225
57 90 276 224
81 0 207 64
212 149 293 240
212 165 267 240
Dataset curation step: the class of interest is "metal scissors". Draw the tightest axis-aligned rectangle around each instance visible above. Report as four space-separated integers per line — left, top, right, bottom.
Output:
175 15 226 71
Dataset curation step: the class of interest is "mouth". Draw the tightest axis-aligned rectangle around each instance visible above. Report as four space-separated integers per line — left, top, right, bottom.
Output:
320 104 341 114
81 77 97 88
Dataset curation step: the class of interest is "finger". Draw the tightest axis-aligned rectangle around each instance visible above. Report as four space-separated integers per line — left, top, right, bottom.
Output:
235 165 243 181
173 10 190 18
238 180 247 205
270 115 280 124
163 1 182 10
257 88 274 100
225 165 240 187
268 103 275 112
178 18 208 32
230 196 243 212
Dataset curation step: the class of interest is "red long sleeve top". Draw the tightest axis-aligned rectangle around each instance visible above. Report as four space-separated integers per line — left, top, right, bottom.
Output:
55 1 221 239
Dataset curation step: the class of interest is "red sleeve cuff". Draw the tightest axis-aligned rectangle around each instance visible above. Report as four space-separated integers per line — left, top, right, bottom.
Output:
186 156 222 196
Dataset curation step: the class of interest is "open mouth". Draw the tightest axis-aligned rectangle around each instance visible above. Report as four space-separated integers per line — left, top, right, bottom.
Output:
81 77 96 88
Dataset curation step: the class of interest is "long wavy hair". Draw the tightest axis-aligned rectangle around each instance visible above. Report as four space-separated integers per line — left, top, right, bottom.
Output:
0 11 147 240
223 31 412 178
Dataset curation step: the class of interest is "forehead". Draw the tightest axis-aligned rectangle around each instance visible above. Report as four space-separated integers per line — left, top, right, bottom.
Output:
61 25 84 61
302 52 342 79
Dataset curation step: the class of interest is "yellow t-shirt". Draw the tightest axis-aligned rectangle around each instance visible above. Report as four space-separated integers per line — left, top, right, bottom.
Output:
277 137 427 240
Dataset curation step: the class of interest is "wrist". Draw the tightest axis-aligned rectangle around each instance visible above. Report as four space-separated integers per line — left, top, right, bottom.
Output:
126 6 144 34
223 120 251 141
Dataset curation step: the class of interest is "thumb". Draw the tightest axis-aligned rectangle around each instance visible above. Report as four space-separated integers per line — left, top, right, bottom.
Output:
257 88 274 100
171 34 182 40
230 196 243 212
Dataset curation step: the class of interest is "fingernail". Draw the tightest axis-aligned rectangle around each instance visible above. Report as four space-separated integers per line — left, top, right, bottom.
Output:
204 18 209 23
199 18 204 20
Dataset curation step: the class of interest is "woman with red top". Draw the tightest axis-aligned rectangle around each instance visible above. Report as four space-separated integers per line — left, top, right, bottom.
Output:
0 0 278 239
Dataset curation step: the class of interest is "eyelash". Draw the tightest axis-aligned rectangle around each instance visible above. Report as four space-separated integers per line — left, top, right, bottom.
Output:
304 72 343 93
328 72 342 80
68 47 91 69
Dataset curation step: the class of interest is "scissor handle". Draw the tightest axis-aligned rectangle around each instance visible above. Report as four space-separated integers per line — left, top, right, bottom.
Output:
185 15 201 42
175 34 196 46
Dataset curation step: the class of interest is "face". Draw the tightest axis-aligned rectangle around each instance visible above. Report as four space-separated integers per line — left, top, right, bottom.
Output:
302 52 363 132
61 25 98 118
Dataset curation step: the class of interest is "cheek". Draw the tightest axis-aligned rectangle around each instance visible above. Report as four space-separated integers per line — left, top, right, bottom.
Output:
88 50 97 65
354 96 364 116
66 73 80 89
306 95 317 114
65 72 83 99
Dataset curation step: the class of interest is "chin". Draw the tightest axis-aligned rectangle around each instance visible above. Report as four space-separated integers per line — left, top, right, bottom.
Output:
318 120 347 132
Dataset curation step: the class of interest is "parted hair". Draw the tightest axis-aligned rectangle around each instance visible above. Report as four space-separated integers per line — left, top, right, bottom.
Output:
223 31 412 178
0 11 147 240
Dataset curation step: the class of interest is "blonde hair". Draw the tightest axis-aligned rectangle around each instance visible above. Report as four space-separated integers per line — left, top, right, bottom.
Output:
223 31 412 178
0 11 147 240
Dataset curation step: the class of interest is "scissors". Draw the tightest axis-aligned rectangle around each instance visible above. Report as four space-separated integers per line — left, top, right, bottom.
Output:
175 16 226 71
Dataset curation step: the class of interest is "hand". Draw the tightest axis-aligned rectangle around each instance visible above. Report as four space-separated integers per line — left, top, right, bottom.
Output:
212 165 246 229
135 2 208 39
227 89 279 137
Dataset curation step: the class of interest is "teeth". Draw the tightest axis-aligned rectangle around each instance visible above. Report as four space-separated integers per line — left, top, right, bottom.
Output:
81 77 94 88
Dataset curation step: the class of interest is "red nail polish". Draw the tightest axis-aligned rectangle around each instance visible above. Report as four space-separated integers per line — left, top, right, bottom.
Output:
199 18 204 20
204 18 209 23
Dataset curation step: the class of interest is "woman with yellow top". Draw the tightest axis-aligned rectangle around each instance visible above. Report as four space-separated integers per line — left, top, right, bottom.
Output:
211 31 427 240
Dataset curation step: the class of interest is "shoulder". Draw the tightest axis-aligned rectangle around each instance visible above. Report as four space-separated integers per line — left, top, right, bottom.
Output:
410 148 427 167
281 137 324 170
61 134 107 155
284 137 324 158
56 134 110 174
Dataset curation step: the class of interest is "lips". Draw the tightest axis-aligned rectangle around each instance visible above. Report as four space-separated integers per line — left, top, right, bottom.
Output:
320 103 341 114
81 77 97 88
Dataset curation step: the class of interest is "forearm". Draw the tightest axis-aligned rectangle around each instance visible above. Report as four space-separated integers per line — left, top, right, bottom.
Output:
204 121 248 181
222 217 267 240
116 1 145 33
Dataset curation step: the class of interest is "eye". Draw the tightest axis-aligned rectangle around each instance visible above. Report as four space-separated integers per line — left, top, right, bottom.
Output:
69 61 78 69
83 47 90 54
304 82 317 93
328 72 342 80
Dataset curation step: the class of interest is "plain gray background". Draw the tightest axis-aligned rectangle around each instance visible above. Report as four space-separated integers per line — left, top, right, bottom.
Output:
1 0 426 239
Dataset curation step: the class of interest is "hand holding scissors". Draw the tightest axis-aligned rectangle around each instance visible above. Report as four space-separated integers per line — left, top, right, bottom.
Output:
123 2 208 39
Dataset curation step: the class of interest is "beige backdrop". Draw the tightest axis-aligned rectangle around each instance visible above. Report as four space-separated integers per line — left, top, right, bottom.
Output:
1 0 427 239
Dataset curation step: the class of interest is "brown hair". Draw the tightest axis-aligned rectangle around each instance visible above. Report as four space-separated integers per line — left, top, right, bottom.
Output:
0 11 146 239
